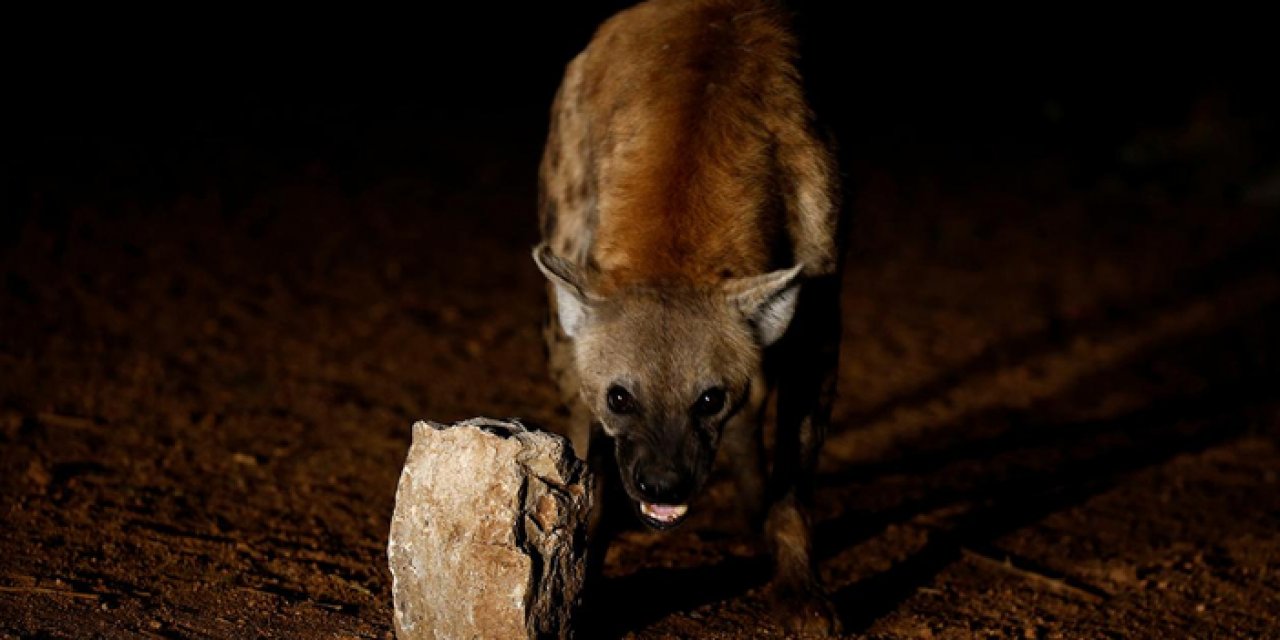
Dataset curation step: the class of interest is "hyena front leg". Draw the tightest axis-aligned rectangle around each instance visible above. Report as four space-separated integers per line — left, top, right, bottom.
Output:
542 288 617 617
542 286 613 544
720 382 770 532
766 274 843 636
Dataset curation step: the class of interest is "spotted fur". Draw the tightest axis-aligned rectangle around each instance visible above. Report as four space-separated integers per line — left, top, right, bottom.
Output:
536 0 844 635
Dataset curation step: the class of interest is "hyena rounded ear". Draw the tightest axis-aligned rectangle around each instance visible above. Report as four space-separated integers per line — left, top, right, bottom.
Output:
532 243 597 338
723 264 805 347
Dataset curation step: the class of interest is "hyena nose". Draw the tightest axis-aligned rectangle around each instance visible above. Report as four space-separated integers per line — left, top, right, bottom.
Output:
634 467 691 504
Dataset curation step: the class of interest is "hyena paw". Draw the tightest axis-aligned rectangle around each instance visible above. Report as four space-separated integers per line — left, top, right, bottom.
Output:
767 580 843 638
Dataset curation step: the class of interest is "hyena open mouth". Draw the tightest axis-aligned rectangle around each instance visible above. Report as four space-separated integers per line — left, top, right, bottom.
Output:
637 501 690 529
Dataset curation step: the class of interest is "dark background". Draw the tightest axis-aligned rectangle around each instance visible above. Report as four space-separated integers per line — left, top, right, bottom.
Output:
3 4 1279 638
7 6 1277 224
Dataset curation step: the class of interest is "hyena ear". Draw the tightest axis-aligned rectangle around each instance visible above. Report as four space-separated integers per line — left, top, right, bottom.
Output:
724 264 804 347
532 243 597 338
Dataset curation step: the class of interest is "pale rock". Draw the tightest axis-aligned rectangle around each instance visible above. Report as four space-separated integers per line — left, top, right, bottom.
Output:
388 418 592 639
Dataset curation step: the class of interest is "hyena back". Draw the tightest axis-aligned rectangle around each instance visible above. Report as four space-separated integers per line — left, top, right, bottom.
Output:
534 0 843 634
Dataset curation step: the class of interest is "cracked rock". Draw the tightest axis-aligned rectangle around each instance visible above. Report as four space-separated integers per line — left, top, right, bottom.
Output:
388 418 592 639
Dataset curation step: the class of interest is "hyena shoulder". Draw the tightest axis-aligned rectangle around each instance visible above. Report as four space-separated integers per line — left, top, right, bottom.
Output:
539 0 839 294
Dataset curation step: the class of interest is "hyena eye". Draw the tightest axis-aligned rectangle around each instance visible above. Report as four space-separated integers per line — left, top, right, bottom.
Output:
606 385 638 415
692 388 726 417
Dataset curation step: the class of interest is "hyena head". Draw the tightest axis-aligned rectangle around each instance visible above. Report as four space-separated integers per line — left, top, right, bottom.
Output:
534 244 802 529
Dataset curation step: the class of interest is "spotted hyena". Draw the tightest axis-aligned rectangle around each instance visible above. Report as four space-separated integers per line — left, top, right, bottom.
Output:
533 0 844 634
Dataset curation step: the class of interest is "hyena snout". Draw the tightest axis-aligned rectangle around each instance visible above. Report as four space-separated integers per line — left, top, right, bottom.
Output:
628 458 697 529
619 440 709 529
632 463 693 505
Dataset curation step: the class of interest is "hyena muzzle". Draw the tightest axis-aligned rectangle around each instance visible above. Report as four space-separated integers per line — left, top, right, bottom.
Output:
533 0 845 635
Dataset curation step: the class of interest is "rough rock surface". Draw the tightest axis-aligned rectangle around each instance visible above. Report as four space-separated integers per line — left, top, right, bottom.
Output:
388 418 592 640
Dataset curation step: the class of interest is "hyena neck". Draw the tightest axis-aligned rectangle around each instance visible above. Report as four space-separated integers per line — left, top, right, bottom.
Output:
590 240 783 295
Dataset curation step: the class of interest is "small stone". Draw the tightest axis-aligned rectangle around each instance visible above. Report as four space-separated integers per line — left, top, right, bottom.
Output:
25 459 51 489
388 418 592 640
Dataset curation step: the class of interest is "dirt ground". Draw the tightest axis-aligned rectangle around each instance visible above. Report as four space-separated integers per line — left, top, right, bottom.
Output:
4 78 1280 638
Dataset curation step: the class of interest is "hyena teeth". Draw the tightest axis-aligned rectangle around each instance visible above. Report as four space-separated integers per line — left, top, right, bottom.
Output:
640 502 688 523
